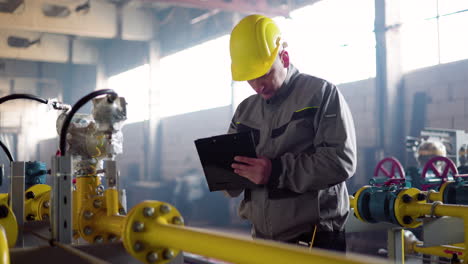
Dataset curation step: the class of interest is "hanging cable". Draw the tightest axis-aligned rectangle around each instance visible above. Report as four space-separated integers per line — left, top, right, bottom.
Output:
0 93 70 110
0 140 13 162
59 89 117 157
0 93 48 105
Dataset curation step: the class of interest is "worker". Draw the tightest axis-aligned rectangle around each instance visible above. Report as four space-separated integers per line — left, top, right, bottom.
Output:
225 14 357 252
416 140 447 168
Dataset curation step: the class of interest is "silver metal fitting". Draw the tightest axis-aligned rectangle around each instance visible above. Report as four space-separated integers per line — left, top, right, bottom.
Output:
119 208 126 215
143 207 155 217
83 210 94 220
84 226 93 236
108 234 118 242
43 201 50 208
163 249 174 259
133 241 144 252
172 216 184 225
94 235 104 244
159 204 171 214
146 252 159 263
96 185 105 195
132 221 145 232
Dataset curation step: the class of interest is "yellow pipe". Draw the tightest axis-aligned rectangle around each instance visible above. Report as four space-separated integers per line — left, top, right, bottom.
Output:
75 176 101 214
0 226 10 264
413 243 464 259
404 203 468 261
138 223 387 264
105 188 119 216
94 213 125 235
426 182 449 202
427 190 443 202
404 203 468 219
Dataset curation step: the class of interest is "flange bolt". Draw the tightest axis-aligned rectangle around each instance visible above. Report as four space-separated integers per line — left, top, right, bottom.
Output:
417 193 427 201
403 215 413 225
159 204 171 214
143 207 155 217
147 252 159 263
132 221 145 232
402 194 413 203
26 191 35 199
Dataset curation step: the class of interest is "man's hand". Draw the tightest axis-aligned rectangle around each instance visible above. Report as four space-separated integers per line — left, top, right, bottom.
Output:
231 156 272 184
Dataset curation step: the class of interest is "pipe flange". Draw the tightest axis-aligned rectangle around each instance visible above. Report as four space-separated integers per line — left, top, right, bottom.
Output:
24 184 51 221
351 185 372 222
394 188 425 228
78 197 121 243
122 201 183 264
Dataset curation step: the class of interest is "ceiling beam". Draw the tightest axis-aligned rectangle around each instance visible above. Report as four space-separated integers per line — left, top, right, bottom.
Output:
142 0 290 17
0 0 155 40
0 30 98 64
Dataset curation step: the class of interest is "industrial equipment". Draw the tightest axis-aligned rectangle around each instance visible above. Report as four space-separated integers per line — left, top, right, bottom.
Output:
407 128 468 168
0 90 388 264
351 155 468 263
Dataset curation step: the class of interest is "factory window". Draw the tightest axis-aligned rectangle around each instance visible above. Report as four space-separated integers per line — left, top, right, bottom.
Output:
158 35 232 118
401 0 468 72
232 0 376 108
276 0 376 85
108 64 150 123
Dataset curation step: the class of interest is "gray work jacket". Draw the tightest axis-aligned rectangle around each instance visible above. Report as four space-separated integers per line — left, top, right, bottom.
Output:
227 65 357 241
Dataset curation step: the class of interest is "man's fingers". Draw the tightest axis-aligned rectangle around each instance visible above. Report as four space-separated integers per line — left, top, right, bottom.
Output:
231 163 249 170
234 156 258 165
234 169 252 179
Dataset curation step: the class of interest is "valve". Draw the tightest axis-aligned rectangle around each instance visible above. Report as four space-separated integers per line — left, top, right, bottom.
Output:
370 157 407 187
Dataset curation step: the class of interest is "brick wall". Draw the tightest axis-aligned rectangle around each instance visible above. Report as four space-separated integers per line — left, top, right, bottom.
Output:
159 105 232 181
404 59 468 133
339 78 377 191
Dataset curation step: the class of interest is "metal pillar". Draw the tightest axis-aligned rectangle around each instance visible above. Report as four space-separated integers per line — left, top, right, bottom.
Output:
147 39 162 181
374 0 405 160
51 156 73 244
64 35 75 104
387 228 405 264
10 161 25 247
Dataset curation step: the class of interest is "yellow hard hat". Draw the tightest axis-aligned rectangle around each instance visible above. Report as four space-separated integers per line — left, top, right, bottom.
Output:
417 141 447 157
229 14 282 81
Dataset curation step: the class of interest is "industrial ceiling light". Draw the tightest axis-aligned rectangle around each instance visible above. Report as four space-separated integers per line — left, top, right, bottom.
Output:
75 0 90 13
0 0 23 13
42 3 71 17
7 36 40 48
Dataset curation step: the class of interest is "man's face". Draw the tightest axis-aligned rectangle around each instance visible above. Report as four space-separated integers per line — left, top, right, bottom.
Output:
247 54 288 100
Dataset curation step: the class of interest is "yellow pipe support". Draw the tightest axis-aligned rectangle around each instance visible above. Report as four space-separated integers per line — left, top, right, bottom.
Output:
105 188 119 216
0 225 10 264
122 201 387 264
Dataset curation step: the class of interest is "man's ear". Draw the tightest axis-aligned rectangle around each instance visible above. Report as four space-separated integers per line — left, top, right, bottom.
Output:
280 50 290 68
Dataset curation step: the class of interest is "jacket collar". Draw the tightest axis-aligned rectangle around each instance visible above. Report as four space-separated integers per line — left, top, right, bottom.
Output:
265 64 300 106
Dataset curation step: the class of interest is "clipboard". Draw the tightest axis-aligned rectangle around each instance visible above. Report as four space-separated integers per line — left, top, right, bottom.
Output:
195 131 258 192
